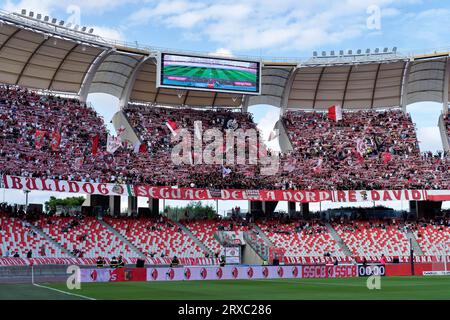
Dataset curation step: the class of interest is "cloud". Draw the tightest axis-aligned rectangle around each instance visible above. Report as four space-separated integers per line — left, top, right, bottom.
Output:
209 48 233 57
92 26 124 41
123 0 413 53
250 105 281 152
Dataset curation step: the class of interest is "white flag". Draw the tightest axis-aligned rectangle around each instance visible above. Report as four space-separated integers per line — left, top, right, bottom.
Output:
106 134 122 154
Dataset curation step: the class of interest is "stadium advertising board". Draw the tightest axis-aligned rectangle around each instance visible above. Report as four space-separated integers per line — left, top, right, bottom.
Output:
302 265 357 278
157 53 261 95
145 266 302 282
3 175 450 202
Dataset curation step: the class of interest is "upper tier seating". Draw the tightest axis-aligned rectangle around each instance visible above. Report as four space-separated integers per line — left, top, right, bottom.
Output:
0 214 64 257
123 105 263 189
273 109 450 190
104 217 204 258
332 221 410 256
257 220 344 257
35 216 136 258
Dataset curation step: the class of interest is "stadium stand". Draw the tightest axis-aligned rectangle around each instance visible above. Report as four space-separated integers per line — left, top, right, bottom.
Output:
257 219 345 257
276 109 450 190
0 213 64 258
34 216 136 258
123 104 264 189
332 220 410 256
104 216 205 258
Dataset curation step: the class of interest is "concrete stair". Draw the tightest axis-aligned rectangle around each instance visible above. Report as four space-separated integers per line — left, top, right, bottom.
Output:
251 223 275 247
174 221 214 256
27 222 74 257
98 220 146 258
325 222 353 256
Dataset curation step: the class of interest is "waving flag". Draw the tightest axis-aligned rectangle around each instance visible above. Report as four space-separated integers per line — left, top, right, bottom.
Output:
117 125 126 137
382 152 392 164
106 135 122 154
91 134 99 156
356 138 367 156
222 166 232 178
133 142 148 154
328 105 342 122
35 130 47 150
166 120 179 136
74 157 84 170
50 131 61 151
313 158 323 174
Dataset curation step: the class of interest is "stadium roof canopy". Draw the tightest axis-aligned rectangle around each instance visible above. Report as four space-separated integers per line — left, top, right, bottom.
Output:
0 10 449 111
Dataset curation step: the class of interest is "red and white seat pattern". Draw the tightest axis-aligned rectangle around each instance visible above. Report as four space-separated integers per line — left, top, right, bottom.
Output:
35 217 135 258
0 214 63 257
183 220 249 254
257 221 344 257
414 224 450 256
333 222 410 256
104 217 204 258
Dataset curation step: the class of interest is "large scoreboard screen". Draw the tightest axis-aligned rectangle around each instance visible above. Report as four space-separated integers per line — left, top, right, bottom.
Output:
157 53 261 95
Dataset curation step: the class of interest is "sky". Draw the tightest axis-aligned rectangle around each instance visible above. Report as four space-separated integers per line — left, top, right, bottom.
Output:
1 0 450 213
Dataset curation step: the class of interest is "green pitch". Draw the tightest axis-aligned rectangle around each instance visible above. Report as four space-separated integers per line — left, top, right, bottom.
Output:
1 277 449 300
163 65 256 82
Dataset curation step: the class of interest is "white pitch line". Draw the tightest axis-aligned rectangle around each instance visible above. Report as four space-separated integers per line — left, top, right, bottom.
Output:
33 283 96 300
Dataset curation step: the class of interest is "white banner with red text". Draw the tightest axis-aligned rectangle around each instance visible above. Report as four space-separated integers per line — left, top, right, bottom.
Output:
3 175 450 202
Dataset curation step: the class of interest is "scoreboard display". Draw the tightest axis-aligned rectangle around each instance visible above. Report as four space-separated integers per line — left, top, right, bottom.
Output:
157 52 261 95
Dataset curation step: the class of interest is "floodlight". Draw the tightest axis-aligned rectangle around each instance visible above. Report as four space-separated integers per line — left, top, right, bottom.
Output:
88 28 94 34
339 50 344 56
383 47 388 53
321 51 326 57
44 16 49 22
37 14 41 20
81 26 86 32
59 20 65 26
330 50 335 56
51 18 57 24
375 48 380 53
347 50 352 55
74 24 79 31
392 47 397 53
366 49 370 54
313 51 318 57
29 11 34 18
21 9 26 15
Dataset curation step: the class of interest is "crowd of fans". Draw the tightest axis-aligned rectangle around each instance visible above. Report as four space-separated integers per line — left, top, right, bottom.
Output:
1 84 450 190
269 110 450 190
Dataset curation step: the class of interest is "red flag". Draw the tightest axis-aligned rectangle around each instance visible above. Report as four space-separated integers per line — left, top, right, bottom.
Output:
328 105 342 122
92 134 99 156
165 120 179 136
382 152 392 164
139 143 147 153
50 131 61 151
35 130 47 150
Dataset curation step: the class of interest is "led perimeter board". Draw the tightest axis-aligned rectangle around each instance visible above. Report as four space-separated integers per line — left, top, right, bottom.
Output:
157 53 261 95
